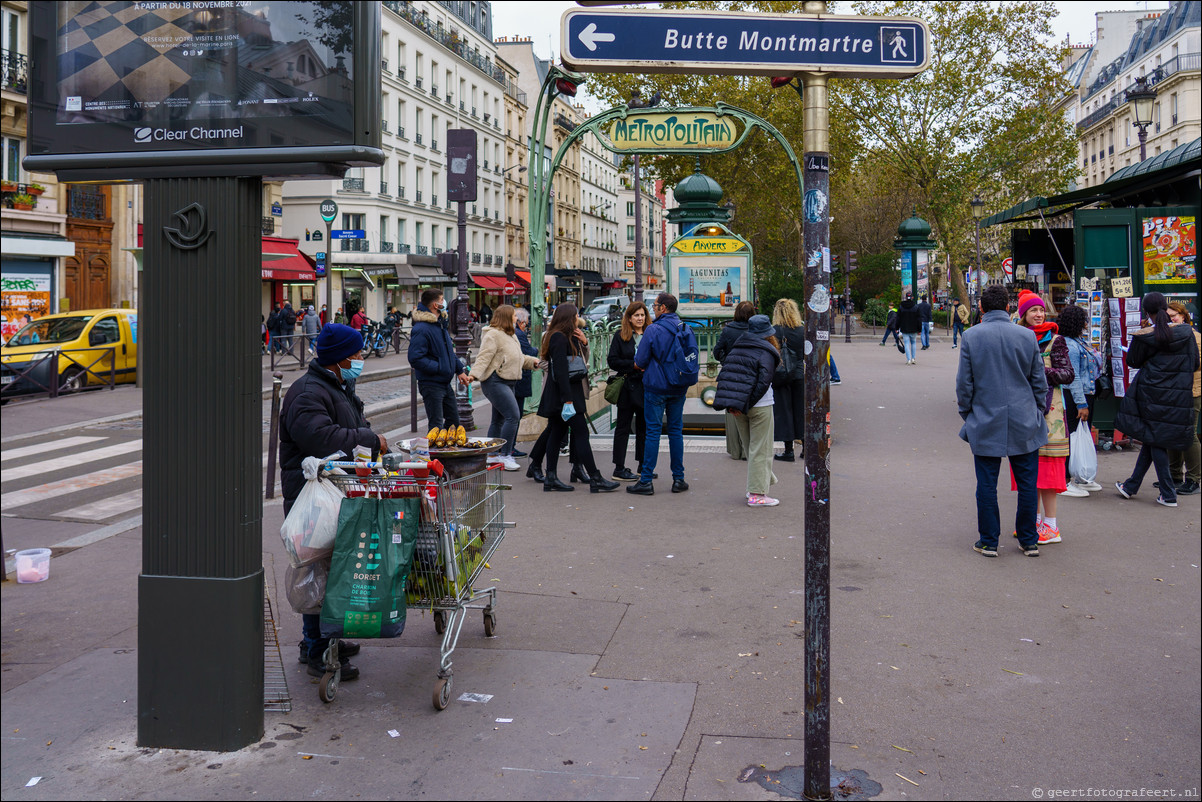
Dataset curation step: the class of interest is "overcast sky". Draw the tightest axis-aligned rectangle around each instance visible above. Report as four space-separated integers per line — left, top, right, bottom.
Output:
491 1 1173 78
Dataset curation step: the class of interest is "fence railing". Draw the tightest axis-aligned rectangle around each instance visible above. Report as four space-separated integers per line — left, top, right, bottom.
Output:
0 345 119 401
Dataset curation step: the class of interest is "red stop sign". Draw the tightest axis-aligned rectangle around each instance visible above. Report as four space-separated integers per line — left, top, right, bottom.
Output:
503 281 517 296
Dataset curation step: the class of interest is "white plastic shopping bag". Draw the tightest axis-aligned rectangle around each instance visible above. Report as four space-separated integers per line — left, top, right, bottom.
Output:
1068 426 1098 484
280 454 346 567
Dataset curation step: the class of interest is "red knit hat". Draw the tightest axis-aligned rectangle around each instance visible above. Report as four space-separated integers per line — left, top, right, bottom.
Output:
1016 290 1045 320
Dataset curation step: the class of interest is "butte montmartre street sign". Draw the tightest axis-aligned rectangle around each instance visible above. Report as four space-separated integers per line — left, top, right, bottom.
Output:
561 7 929 78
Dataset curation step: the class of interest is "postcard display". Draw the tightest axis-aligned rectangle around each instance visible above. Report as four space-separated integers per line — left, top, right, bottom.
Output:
1104 296 1142 399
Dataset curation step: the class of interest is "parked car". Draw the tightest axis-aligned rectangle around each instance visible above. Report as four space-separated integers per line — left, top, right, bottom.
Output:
583 295 630 324
1 308 138 399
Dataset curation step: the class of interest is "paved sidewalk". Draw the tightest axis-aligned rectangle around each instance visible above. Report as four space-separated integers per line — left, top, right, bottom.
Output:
2 340 1199 800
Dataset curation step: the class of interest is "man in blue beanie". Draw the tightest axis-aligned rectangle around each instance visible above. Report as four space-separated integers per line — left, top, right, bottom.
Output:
280 323 387 680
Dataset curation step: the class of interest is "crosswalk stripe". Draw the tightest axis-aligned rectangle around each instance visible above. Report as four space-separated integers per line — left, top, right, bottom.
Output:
0 436 107 463
0 461 143 509
0 440 142 484
55 488 144 521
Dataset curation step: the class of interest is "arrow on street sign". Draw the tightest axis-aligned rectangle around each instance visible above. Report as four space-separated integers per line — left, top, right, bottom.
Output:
579 22 616 51
561 8 929 78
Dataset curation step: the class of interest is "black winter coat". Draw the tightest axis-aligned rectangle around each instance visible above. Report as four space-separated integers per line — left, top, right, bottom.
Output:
896 299 921 334
773 324 806 441
279 361 380 511
537 331 589 416
1115 324 1200 450
515 327 538 400
607 331 645 408
713 320 749 364
713 335 780 414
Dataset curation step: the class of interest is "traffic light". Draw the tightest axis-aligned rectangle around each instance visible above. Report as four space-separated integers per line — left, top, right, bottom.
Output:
829 251 840 272
438 250 459 277
846 250 858 271
770 76 795 89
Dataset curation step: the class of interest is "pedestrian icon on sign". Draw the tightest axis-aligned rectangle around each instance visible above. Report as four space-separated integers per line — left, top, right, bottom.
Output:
880 27 918 64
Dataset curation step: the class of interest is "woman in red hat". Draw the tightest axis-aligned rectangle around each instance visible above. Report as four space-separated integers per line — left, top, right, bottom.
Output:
1014 291 1075 545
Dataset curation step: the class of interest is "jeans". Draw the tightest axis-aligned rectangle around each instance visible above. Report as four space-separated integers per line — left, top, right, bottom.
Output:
642 391 686 483
953 320 964 345
920 322 930 348
418 380 459 430
902 332 918 361
479 375 520 456
1122 444 1177 502
829 357 841 383
881 327 899 345
1167 396 1201 483
974 449 1039 549
612 400 646 470
302 613 324 662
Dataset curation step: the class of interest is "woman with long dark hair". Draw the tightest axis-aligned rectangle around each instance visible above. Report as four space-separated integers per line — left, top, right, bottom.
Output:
1056 304 1103 495
607 301 649 481
1115 292 1200 508
537 304 619 493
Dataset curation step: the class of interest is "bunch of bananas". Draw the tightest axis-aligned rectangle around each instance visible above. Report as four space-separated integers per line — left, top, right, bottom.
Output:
426 425 467 448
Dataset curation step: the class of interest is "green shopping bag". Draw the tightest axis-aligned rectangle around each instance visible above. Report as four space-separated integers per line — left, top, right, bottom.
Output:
321 495 419 639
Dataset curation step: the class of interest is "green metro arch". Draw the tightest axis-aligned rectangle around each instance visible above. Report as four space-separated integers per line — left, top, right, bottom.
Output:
525 69 804 332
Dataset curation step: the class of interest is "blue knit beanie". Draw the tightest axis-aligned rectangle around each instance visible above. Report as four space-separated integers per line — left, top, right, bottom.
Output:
315 323 363 365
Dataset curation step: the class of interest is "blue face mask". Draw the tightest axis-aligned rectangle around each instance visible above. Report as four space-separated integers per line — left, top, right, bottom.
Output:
340 359 364 382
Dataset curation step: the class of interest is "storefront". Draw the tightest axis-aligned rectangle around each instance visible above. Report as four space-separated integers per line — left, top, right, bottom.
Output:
261 236 317 317
1 235 75 342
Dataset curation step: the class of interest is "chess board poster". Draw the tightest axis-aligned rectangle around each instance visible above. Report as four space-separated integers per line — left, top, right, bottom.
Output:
28 1 379 163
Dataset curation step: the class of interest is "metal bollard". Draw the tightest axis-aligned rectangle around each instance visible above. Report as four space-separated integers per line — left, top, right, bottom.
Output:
265 372 283 499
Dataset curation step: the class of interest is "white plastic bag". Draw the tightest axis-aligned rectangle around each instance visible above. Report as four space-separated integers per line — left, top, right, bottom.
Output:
1068 426 1098 484
280 454 345 567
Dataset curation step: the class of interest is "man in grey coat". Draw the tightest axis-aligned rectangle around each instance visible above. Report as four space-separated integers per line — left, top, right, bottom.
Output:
301 305 321 355
955 285 1049 558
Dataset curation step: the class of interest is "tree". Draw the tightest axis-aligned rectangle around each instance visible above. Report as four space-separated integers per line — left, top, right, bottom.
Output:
838 0 1079 305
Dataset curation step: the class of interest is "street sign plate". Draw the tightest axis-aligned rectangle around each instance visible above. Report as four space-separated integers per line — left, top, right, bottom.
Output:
503 281 517 296
561 8 929 78
330 229 366 239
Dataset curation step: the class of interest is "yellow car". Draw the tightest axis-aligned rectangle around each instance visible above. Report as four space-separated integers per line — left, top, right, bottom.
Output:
1 308 138 398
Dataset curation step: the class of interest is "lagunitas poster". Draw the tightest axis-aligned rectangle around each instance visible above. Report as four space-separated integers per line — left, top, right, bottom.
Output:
1141 216 1196 288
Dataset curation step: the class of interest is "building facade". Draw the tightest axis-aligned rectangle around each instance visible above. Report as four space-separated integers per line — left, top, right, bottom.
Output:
617 159 666 294
1069 2 1200 188
579 125 622 294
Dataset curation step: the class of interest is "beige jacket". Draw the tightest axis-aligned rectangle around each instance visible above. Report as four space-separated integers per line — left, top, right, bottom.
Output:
470 326 539 382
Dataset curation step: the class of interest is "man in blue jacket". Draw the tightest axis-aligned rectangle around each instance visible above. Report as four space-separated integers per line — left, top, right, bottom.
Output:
408 288 470 429
628 292 697 496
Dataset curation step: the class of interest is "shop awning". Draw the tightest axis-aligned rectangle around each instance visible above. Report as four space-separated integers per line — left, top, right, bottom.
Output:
261 236 317 281
514 270 532 287
472 274 508 290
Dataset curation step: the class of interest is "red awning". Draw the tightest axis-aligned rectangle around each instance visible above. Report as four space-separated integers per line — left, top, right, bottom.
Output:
261 236 317 282
472 274 507 290
514 270 532 287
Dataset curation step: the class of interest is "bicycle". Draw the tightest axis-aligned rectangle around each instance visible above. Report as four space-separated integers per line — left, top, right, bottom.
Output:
362 320 390 358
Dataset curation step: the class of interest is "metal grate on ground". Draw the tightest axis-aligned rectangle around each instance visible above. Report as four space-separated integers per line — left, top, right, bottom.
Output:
263 588 292 713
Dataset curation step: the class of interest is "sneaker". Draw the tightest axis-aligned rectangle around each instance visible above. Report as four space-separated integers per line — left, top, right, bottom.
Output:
499 456 520 471
972 541 998 558
748 494 780 507
1019 543 1040 557
830 378 842 385
952 343 958 348
1177 479 1200 496
1156 494 1178 508
1059 482 1089 497
510 449 527 458
1037 523 1061 544
879 342 887 347
1076 480 1103 492
1115 481 1133 499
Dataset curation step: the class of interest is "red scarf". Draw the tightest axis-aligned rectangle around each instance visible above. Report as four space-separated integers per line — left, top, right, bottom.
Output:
1030 320 1059 347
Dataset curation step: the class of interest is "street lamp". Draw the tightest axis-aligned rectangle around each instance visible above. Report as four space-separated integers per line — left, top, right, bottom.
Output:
500 164 527 177
970 196 985 320
1125 75 1157 162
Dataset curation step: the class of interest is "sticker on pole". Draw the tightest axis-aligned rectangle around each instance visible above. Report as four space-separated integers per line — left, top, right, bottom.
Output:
804 189 828 224
807 285 831 313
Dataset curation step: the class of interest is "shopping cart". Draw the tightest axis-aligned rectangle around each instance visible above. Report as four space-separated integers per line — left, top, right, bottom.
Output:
317 457 512 709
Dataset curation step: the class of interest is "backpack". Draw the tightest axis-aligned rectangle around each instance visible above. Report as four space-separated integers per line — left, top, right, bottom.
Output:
283 307 297 327
661 319 699 390
266 310 280 329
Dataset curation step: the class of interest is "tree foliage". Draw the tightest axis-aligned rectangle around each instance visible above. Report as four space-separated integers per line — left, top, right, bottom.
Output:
584 0 1079 308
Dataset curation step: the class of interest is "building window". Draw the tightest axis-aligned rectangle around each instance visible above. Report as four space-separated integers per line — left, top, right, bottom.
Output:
2 135 22 181
626 225 635 241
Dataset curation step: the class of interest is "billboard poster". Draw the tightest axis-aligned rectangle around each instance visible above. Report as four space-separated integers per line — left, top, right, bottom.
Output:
899 250 912 292
1 273 53 342
1142 216 1196 288
28 1 373 159
916 249 929 296
671 258 751 317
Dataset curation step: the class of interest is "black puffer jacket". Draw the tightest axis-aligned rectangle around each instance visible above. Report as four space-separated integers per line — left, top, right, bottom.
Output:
280 360 380 511
896 299 921 334
1115 324 1200 450
713 320 749 364
713 334 780 414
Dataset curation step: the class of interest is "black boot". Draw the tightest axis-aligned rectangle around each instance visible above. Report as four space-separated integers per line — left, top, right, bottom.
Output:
544 472 574 492
570 462 590 483
589 470 620 493
526 463 545 483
